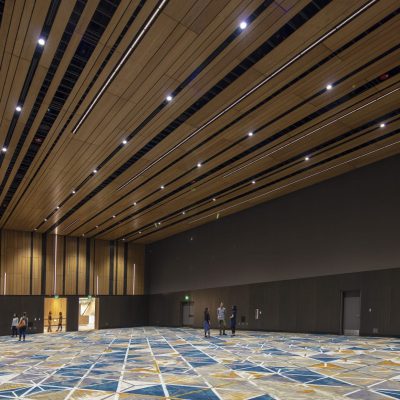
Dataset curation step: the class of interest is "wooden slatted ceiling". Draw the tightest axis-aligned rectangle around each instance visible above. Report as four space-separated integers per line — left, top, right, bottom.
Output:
0 0 399 244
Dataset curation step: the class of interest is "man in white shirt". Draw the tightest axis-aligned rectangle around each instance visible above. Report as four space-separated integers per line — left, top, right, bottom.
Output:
11 314 19 337
217 302 226 335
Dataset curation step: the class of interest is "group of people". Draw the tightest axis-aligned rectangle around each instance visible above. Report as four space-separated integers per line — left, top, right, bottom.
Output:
203 302 237 338
47 311 63 332
11 313 28 341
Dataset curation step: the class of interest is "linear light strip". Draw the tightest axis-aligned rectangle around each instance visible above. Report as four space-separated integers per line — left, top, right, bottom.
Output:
54 231 58 295
72 0 168 134
188 138 400 225
117 0 377 190
133 263 136 295
223 87 400 178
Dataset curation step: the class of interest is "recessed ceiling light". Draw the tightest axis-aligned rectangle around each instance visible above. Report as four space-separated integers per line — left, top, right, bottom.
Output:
239 21 247 30
133 202 137 206
139 231 142 234
112 215 116 218
182 211 186 215
160 185 165 189
158 222 161 225
305 156 310 161
72 190 76 194
38 37 45 46
252 180 256 184
212 198 216 202
122 238 125 241
248 132 253 137
44 218 47 222
34 228 38 231
166 95 173 102
56 206 60 210
1 147 6 153
326 84 333 90
93 169 97 174
82 233 85 237
380 123 386 128
122 139 127 144
197 162 202 168
16 106 22 112
95 225 99 228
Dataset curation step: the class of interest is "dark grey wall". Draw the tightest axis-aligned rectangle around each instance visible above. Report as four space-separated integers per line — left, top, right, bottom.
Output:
0 296 44 336
147 155 400 294
98 295 148 329
148 268 400 336
0 295 149 336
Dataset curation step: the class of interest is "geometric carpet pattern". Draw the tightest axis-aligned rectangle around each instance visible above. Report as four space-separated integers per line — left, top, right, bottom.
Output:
0 327 399 399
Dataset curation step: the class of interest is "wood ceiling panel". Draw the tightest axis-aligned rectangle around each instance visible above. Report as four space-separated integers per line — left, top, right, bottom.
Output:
0 0 398 242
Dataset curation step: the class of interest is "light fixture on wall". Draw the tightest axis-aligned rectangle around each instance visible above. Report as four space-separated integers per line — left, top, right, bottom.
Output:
132 263 136 295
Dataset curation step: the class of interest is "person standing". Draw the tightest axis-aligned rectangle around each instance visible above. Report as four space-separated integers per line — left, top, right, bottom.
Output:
48 311 52 332
11 314 19 337
230 305 237 336
204 307 211 338
217 302 226 335
57 312 63 332
18 313 28 342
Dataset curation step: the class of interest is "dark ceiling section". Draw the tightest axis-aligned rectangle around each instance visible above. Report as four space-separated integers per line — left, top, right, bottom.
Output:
1 0 399 242
0 0 5 24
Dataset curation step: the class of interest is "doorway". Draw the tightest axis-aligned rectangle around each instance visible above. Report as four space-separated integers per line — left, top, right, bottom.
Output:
181 302 194 326
44 297 67 333
342 290 361 336
79 297 96 331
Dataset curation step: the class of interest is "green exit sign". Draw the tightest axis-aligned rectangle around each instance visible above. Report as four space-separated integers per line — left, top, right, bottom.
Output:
184 295 190 301
54 295 59 299
88 295 92 300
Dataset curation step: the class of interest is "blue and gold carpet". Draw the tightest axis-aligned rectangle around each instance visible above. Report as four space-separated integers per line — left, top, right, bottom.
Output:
0 328 399 399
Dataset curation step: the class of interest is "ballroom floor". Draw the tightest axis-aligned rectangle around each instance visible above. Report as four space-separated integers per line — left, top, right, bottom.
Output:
0 327 399 399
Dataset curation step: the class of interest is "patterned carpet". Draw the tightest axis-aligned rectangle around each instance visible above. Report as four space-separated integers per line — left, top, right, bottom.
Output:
0 327 399 399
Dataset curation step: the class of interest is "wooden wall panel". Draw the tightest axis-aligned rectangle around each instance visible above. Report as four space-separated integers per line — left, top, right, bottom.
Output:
93 239 109 295
127 243 145 295
0 230 31 294
0 229 145 296
115 241 124 295
78 238 86 295
32 232 42 295
65 237 77 295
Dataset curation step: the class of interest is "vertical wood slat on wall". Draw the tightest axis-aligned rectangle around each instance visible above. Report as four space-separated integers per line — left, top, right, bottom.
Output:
0 229 145 296
116 242 124 295
32 233 42 295
94 239 110 295
127 243 145 295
